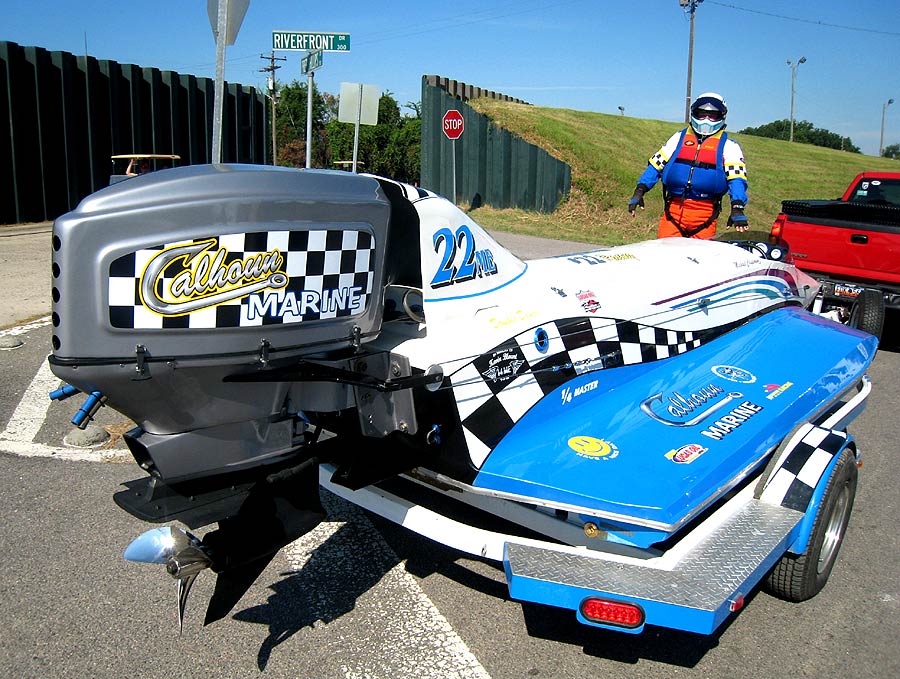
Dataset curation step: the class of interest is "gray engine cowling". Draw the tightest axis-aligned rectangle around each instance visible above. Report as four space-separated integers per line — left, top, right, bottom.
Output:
49 165 397 482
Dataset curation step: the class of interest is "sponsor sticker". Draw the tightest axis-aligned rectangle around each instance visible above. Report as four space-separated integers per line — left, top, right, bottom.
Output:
711 365 757 384
561 379 599 405
576 289 601 313
481 349 526 383
567 253 637 265
568 436 619 461
665 443 708 464
765 382 793 400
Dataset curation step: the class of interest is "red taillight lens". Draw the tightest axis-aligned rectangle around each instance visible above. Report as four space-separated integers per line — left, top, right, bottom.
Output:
580 597 645 629
771 214 785 240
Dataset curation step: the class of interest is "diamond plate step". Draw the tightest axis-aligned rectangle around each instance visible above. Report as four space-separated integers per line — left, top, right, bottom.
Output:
505 499 803 632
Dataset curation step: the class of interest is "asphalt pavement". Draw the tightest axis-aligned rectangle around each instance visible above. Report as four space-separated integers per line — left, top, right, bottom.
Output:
1 223 898 679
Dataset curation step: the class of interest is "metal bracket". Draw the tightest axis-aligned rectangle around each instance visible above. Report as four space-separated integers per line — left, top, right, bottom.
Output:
257 339 271 369
135 344 150 378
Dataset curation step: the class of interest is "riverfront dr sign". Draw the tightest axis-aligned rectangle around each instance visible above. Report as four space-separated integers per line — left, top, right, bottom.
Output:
273 31 350 52
443 109 465 140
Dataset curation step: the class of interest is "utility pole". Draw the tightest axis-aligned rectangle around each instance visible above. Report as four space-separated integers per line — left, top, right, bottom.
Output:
880 98 894 156
787 56 806 142
259 51 286 165
680 0 704 124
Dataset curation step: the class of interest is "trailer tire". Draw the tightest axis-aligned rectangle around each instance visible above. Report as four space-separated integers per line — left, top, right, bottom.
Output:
764 448 857 602
849 288 885 339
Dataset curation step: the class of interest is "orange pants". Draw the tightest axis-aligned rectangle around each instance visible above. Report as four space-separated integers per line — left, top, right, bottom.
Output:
657 199 717 239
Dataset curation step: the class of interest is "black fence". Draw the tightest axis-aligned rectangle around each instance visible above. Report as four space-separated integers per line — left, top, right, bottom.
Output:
1 41 269 224
420 75 570 213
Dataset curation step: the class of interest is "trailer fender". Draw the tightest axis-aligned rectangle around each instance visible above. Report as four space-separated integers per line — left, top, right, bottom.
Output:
756 422 856 555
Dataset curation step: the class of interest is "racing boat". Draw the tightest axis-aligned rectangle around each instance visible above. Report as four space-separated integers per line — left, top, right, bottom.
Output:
48 164 876 634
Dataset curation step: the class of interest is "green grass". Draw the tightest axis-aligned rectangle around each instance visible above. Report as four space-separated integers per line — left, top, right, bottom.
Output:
466 100 899 245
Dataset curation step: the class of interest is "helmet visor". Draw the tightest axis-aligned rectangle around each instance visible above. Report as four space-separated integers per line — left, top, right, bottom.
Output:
692 108 723 122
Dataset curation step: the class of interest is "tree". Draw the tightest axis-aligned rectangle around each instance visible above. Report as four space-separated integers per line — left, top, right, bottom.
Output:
739 119 860 153
326 91 421 183
881 143 900 159
274 80 332 167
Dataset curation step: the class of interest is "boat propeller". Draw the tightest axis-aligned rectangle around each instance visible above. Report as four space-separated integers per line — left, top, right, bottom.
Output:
124 526 213 632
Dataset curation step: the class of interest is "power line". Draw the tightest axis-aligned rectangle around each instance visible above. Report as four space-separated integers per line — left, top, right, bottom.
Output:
353 0 587 47
707 1 900 37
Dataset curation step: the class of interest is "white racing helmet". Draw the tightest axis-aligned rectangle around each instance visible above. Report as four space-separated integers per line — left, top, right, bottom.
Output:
690 92 727 136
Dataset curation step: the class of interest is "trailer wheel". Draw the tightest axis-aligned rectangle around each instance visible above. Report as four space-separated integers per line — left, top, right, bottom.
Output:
849 288 885 339
764 448 857 602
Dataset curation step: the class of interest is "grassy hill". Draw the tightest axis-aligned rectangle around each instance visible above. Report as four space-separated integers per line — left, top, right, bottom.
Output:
467 100 900 245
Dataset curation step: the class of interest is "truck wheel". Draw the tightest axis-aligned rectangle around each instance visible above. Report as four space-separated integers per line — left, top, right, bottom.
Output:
849 288 885 339
764 448 857 602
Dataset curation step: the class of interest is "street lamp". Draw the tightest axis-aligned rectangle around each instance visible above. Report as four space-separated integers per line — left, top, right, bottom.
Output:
787 56 806 142
880 98 894 156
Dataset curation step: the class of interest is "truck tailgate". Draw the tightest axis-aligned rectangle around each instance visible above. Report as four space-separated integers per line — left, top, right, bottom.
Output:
784 215 900 284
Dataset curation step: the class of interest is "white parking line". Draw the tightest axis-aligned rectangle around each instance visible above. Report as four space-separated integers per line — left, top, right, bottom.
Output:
285 487 492 678
0 318 110 462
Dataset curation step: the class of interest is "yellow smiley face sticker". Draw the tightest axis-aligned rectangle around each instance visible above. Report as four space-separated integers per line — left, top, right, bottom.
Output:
568 436 619 460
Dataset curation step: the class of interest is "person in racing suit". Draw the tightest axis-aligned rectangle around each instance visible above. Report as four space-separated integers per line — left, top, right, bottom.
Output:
627 92 749 239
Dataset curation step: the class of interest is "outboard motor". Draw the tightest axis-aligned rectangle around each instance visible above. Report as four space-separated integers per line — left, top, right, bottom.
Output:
50 164 391 482
49 165 405 625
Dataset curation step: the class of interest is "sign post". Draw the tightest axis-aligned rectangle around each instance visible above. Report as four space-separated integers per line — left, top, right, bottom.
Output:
301 50 323 169
208 0 250 163
442 109 465 204
339 83 380 173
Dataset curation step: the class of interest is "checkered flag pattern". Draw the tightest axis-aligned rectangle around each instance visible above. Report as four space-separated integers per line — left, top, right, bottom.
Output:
759 423 848 512
725 162 748 181
107 229 375 329
650 150 669 171
450 315 708 468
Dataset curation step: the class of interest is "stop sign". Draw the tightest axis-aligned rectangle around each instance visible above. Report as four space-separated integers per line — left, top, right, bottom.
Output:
442 110 465 140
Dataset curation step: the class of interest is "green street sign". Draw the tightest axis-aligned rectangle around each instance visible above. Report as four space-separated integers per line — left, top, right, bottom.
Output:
301 50 323 74
273 31 350 52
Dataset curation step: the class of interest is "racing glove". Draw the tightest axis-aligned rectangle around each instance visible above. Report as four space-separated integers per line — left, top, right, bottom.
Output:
628 184 649 216
727 203 749 231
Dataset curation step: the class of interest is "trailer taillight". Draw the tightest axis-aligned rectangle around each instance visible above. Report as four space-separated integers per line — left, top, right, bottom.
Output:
579 597 645 629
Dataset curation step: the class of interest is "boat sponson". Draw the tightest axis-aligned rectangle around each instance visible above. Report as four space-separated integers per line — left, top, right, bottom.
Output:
474 306 876 530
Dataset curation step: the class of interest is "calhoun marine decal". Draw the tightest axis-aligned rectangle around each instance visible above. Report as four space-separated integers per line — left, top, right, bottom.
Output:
140 239 287 316
700 401 764 440
640 383 744 427
109 229 375 328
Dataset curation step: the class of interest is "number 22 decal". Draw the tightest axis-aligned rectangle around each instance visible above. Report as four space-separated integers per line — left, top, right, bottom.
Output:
430 225 497 289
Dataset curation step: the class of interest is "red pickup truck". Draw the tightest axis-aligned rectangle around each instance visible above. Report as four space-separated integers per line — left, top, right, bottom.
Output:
770 172 900 338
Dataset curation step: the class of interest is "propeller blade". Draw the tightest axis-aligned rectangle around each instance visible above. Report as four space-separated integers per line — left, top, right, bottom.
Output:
176 574 198 633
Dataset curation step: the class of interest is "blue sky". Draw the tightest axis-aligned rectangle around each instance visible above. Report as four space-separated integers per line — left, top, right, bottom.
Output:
6 0 900 155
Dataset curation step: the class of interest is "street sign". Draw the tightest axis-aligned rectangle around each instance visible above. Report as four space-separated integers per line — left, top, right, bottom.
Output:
273 31 350 52
207 0 250 46
301 50 323 74
443 110 465 140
